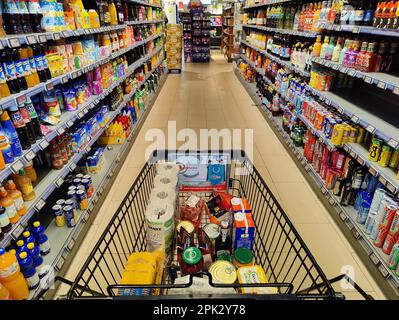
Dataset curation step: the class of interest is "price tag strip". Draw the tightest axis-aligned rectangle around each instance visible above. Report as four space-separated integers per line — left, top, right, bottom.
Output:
55 177 64 188
24 150 36 162
11 225 25 240
34 198 46 212
39 140 50 150
11 160 24 173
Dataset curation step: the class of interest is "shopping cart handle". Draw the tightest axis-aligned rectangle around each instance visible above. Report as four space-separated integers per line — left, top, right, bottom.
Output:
327 275 374 300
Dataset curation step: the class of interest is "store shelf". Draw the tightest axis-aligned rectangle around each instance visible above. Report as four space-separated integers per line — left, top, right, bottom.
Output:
29 69 167 299
0 47 164 249
242 24 319 37
241 40 310 77
307 87 399 148
127 19 165 25
0 32 163 110
240 54 264 75
316 22 399 38
243 0 293 10
312 56 399 94
234 66 399 294
129 0 163 8
344 143 399 194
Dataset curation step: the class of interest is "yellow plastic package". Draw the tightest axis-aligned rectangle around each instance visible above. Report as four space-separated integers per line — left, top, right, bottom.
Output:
237 265 278 294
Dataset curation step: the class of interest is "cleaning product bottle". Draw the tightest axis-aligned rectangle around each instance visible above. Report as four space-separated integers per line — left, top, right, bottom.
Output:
0 248 29 300
31 221 50 256
17 251 40 290
5 180 27 216
0 186 18 224
26 242 42 268
22 231 36 245
0 282 11 300
16 169 35 201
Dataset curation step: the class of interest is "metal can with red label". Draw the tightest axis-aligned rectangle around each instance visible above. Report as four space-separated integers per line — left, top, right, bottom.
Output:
382 233 397 254
81 178 93 198
374 224 389 248
388 210 399 238
380 204 398 227
388 243 399 270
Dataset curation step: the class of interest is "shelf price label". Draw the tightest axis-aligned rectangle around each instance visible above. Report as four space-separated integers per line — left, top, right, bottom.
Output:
339 212 347 222
24 150 36 162
77 111 84 119
34 198 46 212
11 160 24 173
369 252 380 265
364 76 373 84
66 120 74 128
39 140 50 150
351 227 360 239
11 224 25 240
38 34 47 43
386 182 396 194
357 155 365 166
365 124 376 134
377 81 387 90
52 33 61 41
45 82 54 91
393 86 399 95
61 75 69 84
69 162 77 172
351 115 359 123
55 177 64 188
15 94 27 106
328 197 335 206
67 239 75 251
348 69 356 77
378 175 387 186
55 257 65 272
26 35 37 45
378 264 389 278
387 138 399 149
369 166 378 176
7 37 20 48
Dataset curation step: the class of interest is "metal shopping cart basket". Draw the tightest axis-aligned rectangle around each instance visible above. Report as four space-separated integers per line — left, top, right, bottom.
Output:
59 150 371 300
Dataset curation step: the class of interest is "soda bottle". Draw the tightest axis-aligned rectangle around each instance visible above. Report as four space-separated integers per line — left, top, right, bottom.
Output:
18 0 33 34
41 48 52 80
18 102 36 144
0 248 29 300
27 0 43 33
0 205 11 234
1 49 21 94
19 47 35 88
8 104 31 150
12 48 28 91
2 0 23 34
27 46 40 85
0 63 11 98
32 44 47 83
0 110 23 157
17 251 40 290
25 98 42 138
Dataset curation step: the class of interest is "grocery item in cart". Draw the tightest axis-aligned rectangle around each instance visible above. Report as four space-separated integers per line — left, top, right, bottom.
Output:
156 161 180 177
180 194 204 228
179 247 204 275
237 265 278 294
168 275 236 295
198 227 215 268
209 260 237 284
206 191 233 225
231 197 255 251
233 248 254 269
176 220 195 235
145 202 175 255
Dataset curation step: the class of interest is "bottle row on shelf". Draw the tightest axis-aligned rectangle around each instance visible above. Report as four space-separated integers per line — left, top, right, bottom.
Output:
0 0 163 38
0 58 167 300
0 42 165 250
236 60 399 290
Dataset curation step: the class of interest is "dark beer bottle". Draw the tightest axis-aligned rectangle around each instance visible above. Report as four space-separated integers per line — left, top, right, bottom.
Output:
1 49 21 94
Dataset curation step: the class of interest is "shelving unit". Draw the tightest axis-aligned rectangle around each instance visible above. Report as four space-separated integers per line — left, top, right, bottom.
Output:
210 14 223 48
180 12 193 63
221 5 235 62
239 0 399 298
190 6 211 63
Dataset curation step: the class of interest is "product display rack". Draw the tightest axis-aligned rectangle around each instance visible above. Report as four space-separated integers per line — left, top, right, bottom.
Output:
210 14 222 48
180 12 193 63
221 5 235 62
190 6 210 63
238 0 399 298
32 66 168 300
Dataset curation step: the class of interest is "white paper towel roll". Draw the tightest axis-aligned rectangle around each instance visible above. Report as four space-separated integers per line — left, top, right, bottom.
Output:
154 173 178 190
156 161 180 176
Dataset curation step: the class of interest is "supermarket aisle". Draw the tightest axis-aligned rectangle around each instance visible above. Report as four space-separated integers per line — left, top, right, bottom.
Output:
58 52 385 299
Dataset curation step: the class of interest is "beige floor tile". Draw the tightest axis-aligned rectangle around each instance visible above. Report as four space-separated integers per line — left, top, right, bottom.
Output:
261 154 304 182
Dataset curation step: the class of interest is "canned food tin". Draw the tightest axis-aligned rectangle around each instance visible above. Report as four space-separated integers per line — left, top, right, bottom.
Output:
203 223 220 248
83 175 94 197
63 205 76 228
330 124 344 146
81 179 93 198
348 127 358 143
382 233 397 254
368 138 383 162
73 178 82 186
370 189 388 213
68 185 77 192
56 199 66 207
341 125 351 144
380 204 397 227
378 145 393 167
76 189 88 210
388 244 399 270
374 224 389 248
356 127 365 144
389 149 399 168
75 174 84 179
66 192 78 209
65 199 78 221
209 260 237 284
52 205 65 227
388 211 399 238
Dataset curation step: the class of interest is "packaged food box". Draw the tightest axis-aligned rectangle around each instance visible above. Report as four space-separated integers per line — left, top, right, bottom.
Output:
237 265 278 294
231 197 255 250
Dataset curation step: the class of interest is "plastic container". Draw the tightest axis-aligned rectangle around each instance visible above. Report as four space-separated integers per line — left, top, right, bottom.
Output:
17 251 40 290
26 242 43 268
233 248 254 268
209 260 237 284
32 221 51 256
180 247 203 275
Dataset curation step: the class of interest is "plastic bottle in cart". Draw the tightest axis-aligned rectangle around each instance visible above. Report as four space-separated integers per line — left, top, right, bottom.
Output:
31 221 50 256
17 251 40 290
0 248 29 300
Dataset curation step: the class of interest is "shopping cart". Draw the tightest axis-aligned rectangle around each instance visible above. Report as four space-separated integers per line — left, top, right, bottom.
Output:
52 150 372 300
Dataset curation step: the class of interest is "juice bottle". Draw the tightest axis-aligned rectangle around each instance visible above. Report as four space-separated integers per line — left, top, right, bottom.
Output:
0 63 11 98
27 46 40 86
355 41 368 71
115 0 124 24
2 0 23 34
16 169 35 201
339 38 350 64
363 42 377 72
88 9 100 28
32 221 50 255
23 160 37 184
0 205 11 234
0 282 11 300
0 110 24 157
325 36 336 60
1 49 21 94
109 1 118 25
320 35 330 59
28 0 44 33
0 187 18 224
0 248 29 300
332 37 343 62
312 2 322 30
19 47 35 89
5 180 27 216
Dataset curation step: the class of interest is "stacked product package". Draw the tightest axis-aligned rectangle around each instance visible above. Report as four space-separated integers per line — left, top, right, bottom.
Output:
166 24 183 70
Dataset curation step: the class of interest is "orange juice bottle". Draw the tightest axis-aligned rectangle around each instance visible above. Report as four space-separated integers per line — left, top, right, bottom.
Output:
16 170 35 202
0 187 19 224
0 248 29 300
23 161 37 184
109 1 118 25
0 282 11 300
19 47 35 88
5 180 27 216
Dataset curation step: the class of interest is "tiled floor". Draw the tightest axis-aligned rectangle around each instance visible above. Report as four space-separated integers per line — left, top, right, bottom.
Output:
57 53 386 300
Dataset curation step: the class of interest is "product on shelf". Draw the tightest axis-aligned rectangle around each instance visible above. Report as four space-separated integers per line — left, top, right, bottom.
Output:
166 24 183 70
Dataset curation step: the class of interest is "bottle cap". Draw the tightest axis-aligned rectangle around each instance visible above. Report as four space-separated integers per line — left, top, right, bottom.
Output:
23 231 30 238
182 247 202 265
27 242 35 250
16 240 24 247
33 221 40 228
0 248 5 255
19 252 28 259
234 248 254 264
